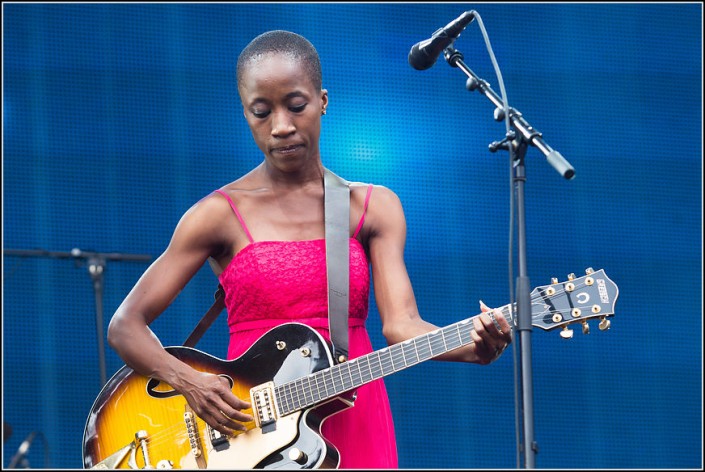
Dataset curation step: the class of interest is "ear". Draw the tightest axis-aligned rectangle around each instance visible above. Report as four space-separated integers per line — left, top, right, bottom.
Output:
320 89 329 112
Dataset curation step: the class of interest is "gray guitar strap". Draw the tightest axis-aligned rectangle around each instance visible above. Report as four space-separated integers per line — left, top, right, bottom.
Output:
323 167 350 363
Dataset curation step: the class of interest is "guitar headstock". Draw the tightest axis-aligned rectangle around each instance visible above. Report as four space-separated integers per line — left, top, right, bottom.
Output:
530 268 619 338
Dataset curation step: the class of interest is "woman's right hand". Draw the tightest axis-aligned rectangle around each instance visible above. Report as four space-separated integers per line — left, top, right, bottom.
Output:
175 370 254 436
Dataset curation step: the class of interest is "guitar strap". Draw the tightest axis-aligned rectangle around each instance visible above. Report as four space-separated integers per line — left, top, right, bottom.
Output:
323 167 350 363
184 168 351 362
183 284 225 348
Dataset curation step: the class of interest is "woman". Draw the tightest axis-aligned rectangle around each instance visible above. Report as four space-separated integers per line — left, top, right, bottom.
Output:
107 30 512 469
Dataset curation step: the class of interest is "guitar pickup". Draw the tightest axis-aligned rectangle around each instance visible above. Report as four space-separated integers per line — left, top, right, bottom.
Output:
250 381 279 433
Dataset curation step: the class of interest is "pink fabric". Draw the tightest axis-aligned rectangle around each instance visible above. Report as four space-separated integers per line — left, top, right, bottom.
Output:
215 186 398 468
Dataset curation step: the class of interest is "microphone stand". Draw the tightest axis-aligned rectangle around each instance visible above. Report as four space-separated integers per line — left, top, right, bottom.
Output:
441 45 575 469
3 248 152 387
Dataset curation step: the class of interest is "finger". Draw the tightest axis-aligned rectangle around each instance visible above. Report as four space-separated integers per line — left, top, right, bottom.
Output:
218 409 250 432
479 308 512 341
479 300 491 313
478 312 503 338
205 410 237 436
215 375 253 410
492 310 513 342
471 316 490 351
221 405 254 425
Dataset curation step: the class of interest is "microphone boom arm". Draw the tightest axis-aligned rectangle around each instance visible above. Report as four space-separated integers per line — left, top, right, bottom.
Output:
443 46 575 179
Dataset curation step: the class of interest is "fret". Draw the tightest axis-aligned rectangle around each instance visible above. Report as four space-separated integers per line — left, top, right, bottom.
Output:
360 355 374 383
349 358 364 388
402 340 419 367
379 348 393 376
458 319 472 345
329 366 341 394
345 361 355 388
296 378 306 407
323 368 338 397
390 344 405 372
416 334 433 362
303 376 314 406
427 329 444 357
503 304 516 326
294 378 306 409
284 382 296 411
314 371 328 401
336 363 350 392
443 324 461 351
276 386 289 415
369 351 383 379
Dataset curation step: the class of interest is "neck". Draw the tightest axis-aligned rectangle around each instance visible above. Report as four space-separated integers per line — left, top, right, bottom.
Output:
259 160 325 190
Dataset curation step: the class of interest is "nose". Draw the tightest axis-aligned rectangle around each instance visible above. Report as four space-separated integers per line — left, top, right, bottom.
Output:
271 110 295 138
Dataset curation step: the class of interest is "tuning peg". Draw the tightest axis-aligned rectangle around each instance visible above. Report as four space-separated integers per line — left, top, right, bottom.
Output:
567 273 576 281
585 267 594 275
581 320 590 334
551 277 559 284
598 317 611 331
559 326 574 339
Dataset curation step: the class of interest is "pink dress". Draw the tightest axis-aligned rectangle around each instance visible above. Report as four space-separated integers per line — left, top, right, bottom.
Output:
214 187 398 469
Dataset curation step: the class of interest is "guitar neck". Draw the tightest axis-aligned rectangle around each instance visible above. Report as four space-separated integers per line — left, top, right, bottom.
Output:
275 306 514 416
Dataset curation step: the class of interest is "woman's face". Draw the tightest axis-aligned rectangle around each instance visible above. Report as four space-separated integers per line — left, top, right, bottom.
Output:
238 52 328 172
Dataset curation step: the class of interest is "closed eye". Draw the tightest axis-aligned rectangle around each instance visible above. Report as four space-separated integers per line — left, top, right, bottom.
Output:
251 109 270 119
290 104 307 113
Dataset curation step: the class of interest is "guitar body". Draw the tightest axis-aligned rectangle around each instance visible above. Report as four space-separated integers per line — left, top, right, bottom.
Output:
83 323 352 469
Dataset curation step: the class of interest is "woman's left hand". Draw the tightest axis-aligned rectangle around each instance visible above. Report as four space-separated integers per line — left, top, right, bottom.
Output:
471 301 513 364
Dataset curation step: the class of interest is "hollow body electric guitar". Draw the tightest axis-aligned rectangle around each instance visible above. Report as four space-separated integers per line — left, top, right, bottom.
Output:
83 268 618 469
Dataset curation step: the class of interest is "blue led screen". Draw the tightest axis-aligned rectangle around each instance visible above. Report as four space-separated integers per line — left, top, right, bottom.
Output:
3 3 702 469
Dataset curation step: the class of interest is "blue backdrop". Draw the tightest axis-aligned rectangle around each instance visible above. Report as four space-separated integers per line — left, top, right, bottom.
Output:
3 2 702 469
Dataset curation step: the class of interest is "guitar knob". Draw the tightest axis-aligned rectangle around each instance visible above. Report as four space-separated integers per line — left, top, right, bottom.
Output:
559 326 574 339
581 321 590 335
289 447 308 465
585 267 594 275
599 317 611 331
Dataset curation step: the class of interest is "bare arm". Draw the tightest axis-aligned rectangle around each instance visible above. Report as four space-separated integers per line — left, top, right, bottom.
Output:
366 186 512 364
107 194 253 434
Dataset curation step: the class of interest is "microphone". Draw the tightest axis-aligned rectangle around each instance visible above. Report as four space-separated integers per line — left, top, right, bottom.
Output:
9 431 37 468
408 11 475 70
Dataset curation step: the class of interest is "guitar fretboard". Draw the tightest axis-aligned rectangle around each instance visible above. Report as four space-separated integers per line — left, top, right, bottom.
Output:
275 307 515 416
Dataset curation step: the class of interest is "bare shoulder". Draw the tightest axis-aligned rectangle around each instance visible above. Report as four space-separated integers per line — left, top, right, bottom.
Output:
349 182 401 205
350 183 405 240
181 190 234 230
186 170 260 224
170 180 255 253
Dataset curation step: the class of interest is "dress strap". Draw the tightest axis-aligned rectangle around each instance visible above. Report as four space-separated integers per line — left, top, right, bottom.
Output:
213 189 255 243
353 184 374 239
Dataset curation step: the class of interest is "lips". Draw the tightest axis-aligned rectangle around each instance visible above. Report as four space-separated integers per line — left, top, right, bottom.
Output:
271 144 304 155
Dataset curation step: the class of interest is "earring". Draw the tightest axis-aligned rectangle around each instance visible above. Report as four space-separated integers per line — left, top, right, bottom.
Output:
321 109 327 116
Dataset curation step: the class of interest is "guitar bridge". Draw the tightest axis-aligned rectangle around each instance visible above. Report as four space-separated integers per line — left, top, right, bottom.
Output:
250 381 279 433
